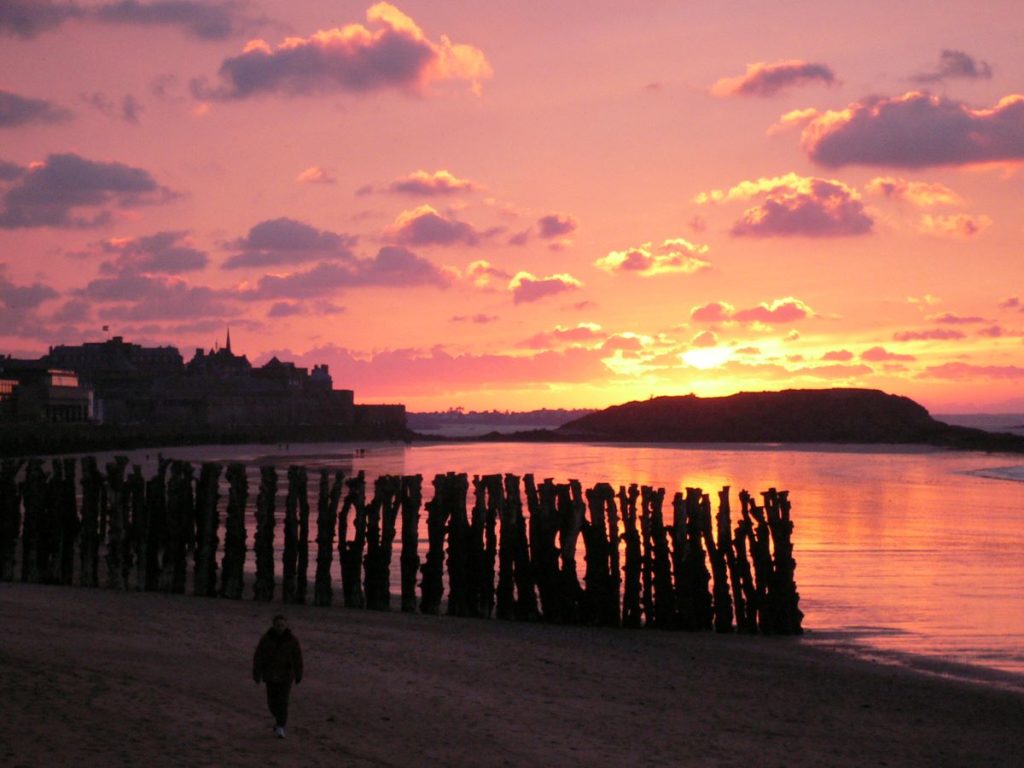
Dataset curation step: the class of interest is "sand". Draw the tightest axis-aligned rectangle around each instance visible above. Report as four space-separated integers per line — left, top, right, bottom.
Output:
2 583 1022 768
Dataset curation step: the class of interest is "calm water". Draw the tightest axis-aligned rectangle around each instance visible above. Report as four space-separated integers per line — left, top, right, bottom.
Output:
89 440 1024 681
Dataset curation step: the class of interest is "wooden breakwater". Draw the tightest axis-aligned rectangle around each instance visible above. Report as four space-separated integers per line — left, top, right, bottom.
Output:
0 457 803 635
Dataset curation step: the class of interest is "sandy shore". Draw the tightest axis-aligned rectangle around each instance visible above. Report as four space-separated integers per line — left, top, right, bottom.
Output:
2 584 1022 768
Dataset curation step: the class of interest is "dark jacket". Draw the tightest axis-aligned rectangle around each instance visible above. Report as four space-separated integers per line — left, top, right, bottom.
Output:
253 628 303 684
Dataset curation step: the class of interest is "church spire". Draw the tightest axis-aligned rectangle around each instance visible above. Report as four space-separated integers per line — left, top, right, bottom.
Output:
226 326 232 353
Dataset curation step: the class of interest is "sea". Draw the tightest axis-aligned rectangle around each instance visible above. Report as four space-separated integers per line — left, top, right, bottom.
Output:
90 432 1024 688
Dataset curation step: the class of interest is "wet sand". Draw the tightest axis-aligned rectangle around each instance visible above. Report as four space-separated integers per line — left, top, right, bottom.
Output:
2 583 1022 767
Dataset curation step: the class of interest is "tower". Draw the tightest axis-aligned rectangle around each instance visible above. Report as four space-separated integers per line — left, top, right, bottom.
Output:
225 326 232 354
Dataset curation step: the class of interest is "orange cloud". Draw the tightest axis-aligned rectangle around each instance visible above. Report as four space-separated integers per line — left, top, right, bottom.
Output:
191 3 492 100
509 271 582 304
799 91 1024 168
865 176 964 207
388 169 475 196
595 238 710 277
296 166 336 184
918 213 992 238
711 60 836 98
691 297 813 325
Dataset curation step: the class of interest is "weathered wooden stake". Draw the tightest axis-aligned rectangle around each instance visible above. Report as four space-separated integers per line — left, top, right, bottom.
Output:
313 469 344 607
80 457 102 588
20 459 46 583
706 489 734 633
618 484 642 629
399 474 422 613
420 473 449 615
282 465 301 604
220 462 247 599
0 459 24 581
295 467 311 605
253 465 277 602
340 471 366 608
193 462 221 597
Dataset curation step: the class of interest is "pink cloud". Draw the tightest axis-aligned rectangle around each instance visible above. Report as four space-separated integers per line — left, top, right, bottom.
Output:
191 3 491 100
918 213 992 238
465 259 512 289
692 297 813 325
387 169 475 196
509 271 582 304
861 346 915 362
93 230 208 274
296 166 336 184
0 152 176 229
795 363 874 379
387 205 491 247
799 92 1024 168
691 330 718 348
912 50 992 83
536 213 577 239
0 88 72 127
822 349 854 361
919 362 1024 380
595 238 710 277
928 312 987 325
518 323 605 349
711 60 836 98
892 329 966 341
731 177 871 237
865 177 964 207
224 217 357 268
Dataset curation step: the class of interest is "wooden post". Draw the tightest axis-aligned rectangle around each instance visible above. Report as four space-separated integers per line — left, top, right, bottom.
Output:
282 466 301 604
420 473 449 615
44 459 63 584
80 456 102 588
399 474 422 613
504 473 537 621
220 462 248 599
706 488 734 633
762 489 803 635
638 485 655 627
104 457 129 590
340 471 366 608
313 469 344 607
618 484 642 629
581 484 610 625
525 475 560 620
20 459 46 583
295 467 311 605
365 474 400 611
193 462 222 597
476 474 500 619
0 458 24 582
127 465 145 591
446 472 470 618
643 486 674 628
143 458 169 592
253 465 277 602
556 481 585 622
60 458 80 587
731 492 758 634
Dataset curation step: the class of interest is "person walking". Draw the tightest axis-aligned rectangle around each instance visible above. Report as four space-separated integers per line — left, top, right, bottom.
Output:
253 614 303 738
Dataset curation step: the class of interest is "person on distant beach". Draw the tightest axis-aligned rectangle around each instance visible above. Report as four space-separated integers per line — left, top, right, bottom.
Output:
253 614 303 738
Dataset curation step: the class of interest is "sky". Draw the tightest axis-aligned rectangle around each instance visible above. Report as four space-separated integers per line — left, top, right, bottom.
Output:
2 0 1023 413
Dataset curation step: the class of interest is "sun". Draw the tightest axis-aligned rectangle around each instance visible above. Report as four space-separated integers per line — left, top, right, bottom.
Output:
681 347 732 370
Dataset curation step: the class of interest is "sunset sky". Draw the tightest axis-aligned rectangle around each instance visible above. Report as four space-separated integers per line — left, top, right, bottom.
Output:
2 0 1023 412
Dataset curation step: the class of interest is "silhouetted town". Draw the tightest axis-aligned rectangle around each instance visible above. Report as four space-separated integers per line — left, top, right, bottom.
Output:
0 331 404 439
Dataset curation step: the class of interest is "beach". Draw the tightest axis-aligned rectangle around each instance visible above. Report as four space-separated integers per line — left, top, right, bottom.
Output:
3 583 1021 768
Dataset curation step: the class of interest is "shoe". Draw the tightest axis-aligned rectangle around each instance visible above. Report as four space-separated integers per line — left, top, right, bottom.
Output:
275 726 285 739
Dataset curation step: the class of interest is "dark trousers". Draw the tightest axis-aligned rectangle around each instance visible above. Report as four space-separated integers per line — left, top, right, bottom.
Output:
265 681 292 727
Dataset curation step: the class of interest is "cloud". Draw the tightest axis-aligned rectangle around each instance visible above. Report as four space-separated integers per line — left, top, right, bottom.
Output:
387 169 475 196
998 297 1020 310
254 343 613 398
191 3 491 100
699 174 872 238
0 161 25 181
0 0 83 39
595 237 710 277
691 330 718 348
267 301 302 318
799 92 1024 168
913 50 992 83
865 177 964 207
927 312 986 324
94 1 265 41
919 362 1024 380
77 272 236 321
0 267 59 311
223 217 357 268
81 91 143 123
451 313 497 324
795 363 874 379
822 349 854 361
536 214 578 239
386 205 490 247
0 152 176 229
892 328 966 341
244 246 451 299
690 297 813 325
465 259 512 289
509 271 582 304
861 346 915 362
89 231 208 274
0 0 265 41
295 166 336 185
518 323 605 349
918 213 992 238
711 60 836 97
0 89 72 127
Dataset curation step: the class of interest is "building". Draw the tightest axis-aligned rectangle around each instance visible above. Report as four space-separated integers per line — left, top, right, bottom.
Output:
0 358 93 423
